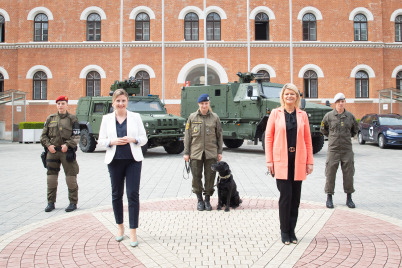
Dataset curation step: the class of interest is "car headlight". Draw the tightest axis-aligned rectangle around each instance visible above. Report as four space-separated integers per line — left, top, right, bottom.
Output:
386 130 398 136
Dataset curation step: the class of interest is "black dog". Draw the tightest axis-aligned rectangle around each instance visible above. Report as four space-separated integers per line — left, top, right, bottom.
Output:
211 161 242 212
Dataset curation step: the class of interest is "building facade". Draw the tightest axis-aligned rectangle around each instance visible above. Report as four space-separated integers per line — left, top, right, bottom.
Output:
0 0 401 139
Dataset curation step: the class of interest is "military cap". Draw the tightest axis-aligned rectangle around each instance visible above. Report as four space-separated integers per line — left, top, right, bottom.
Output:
56 95 68 103
333 93 345 103
197 93 210 103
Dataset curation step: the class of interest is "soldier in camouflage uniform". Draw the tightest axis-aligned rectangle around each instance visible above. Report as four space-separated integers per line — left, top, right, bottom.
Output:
183 94 223 211
320 93 358 209
40 96 80 212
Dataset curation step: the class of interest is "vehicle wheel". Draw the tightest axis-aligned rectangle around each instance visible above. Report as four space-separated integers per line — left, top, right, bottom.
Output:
164 140 184 154
141 142 148 155
79 129 97 152
358 132 365 145
223 139 244 149
378 134 386 149
312 135 325 154
261 131 266 151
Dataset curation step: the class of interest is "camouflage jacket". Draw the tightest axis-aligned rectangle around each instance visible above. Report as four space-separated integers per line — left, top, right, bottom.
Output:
184 109 223 160
40 112 80 148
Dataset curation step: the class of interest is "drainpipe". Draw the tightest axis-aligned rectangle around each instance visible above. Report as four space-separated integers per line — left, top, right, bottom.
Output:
162 0 165 102
120 0 123 80
204 0 208 85
289 0 293 83
247 0 250 72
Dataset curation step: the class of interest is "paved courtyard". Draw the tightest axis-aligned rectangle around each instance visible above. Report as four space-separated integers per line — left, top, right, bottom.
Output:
0 140 401 267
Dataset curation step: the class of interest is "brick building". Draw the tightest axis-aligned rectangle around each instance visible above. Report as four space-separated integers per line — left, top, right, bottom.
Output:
0 0 401 139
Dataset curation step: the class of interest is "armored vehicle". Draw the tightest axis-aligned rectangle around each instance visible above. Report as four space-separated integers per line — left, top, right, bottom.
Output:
181 72 332 154
76 77 186 154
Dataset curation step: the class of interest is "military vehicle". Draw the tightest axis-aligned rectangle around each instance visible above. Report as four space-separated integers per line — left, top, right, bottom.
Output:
181 72 332 154
76 77 186 154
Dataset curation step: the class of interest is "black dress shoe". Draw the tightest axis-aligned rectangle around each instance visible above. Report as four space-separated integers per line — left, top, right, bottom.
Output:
45 203 55 212
281 232 290 245
65 203 77 212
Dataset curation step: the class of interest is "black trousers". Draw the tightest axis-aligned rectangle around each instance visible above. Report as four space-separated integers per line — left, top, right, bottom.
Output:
276 152 302 233
108 159 142 229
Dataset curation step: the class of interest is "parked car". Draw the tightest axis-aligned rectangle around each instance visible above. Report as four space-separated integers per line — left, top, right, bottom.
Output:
358 113 402 148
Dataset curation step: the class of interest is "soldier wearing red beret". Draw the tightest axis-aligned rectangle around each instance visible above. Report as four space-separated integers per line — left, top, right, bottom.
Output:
40 95 81 212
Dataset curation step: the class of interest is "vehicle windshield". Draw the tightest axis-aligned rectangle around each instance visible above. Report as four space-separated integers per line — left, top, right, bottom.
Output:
261 85 282 98
127 100 164 112
378 116 402 126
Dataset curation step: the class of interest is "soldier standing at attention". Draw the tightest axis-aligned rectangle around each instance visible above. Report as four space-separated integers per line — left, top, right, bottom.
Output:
40 96 80 212
321 93 359 209
183 94 223 211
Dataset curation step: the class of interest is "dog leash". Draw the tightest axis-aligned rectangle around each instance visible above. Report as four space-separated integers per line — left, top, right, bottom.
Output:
183 160 191 180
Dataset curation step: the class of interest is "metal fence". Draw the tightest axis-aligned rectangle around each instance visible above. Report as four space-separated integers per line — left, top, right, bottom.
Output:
0 90 26 141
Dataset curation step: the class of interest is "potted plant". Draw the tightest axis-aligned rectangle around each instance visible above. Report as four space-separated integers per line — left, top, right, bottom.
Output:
19 122 45 143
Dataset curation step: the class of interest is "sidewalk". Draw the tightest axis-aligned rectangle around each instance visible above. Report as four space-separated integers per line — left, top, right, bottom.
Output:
0 141 401 267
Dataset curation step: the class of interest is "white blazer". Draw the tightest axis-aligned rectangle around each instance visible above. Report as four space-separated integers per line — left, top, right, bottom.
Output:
98 110 148 164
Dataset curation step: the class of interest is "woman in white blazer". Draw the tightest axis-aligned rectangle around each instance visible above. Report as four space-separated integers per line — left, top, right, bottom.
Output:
98 89 147 247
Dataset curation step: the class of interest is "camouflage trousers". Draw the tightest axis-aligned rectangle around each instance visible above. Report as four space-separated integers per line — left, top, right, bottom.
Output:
190 154 217 196
46 151 79 204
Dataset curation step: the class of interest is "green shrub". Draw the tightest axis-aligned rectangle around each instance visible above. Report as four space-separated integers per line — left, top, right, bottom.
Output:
19 122 45 129
356 118 361 124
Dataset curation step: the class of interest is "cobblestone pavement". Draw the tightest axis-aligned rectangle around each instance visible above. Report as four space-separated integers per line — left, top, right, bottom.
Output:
0 140 401 267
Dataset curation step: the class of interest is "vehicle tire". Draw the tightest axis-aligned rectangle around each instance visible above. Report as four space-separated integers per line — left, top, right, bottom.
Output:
261 131 266 151
141 142 148 155
378 134 386 149
79 128 97 152
358 132 365 145
223 138 244 149
312 135 325 154
164 140 184 154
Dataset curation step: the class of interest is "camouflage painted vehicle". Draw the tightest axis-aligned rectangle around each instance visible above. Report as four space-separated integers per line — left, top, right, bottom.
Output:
76 78 186 154
180 72 332 154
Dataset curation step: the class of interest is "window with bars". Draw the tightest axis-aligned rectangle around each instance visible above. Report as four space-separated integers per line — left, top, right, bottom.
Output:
34 14 48 41
302 13 316 41
206 12 221 41
303 70 318 98
135 71 150 96
86 71 101 96
397 71 402 90
33 71 47 100
135 13 150 41
257 70 270 82
184 13 199 41
87 13 101 41
354 14 368 41
396 15 402 42
255 12 269 40
0 73 4 93
0 15 5 42
355 71 369 98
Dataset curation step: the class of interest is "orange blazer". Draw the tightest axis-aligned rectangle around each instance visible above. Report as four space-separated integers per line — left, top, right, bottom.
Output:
265 107 314 181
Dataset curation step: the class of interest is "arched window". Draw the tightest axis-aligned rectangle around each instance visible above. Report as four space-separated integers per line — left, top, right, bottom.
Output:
206 12 221 41
34 14 48 41
86 71 101 96
0 15 5 42
302 13 316 41
397 71 402 90
303 70 318 98
396 15 402 42
354 14 367 41
135 13 150 41
135 71 150 96
355 71 369 98
184 13 199 41
87 13 101 41
0 73 4 93
257 70 270 82
255 12 269 40
185 66 220 86
33 71 47 100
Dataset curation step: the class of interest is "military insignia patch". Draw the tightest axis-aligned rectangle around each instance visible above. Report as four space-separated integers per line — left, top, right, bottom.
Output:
321 121 324 127
193 127 198 133
185 123 189 130
341 122 344 126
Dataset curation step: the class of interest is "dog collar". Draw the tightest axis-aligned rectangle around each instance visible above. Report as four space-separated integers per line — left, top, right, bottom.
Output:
219 174 231 180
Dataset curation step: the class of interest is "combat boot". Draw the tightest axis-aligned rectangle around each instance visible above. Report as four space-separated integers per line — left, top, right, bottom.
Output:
346 193 355 208
204 195 212 211
45 202 55 212
196 194 205 211
65 203 77 212
326 194 334 209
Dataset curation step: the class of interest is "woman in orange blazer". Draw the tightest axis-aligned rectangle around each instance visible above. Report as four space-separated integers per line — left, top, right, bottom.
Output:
265 83 314 245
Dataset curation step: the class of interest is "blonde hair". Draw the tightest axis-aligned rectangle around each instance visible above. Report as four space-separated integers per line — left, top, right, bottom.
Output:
279 83 301 108
112 89 129 103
